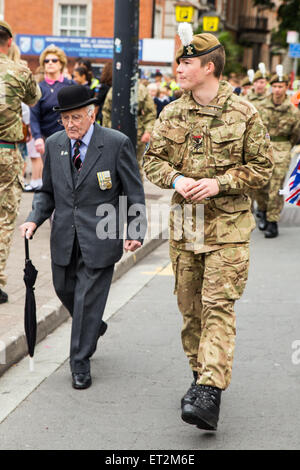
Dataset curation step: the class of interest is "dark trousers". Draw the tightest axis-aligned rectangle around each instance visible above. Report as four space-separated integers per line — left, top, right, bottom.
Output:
52 236 114 373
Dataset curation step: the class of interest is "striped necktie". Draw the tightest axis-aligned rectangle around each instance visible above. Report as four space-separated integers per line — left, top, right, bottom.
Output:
73 140 82 171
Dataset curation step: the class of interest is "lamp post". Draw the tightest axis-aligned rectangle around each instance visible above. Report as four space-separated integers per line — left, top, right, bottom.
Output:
111 0 139 151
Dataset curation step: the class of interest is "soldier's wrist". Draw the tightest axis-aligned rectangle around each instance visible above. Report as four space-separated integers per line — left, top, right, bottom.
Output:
172 174 184 189
215 175 229 193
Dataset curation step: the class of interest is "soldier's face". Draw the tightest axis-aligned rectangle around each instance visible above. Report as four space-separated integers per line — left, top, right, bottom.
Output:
177 58 208 91
272 82 287 99
253 78 267 94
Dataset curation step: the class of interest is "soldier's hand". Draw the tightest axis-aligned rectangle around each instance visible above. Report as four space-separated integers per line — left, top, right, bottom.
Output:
174 177 196 198
124 240 142 252
141 132 151 143
185 178 220 202
19 222 37 239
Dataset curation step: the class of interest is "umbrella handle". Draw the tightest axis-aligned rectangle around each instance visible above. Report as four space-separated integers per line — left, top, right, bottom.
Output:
25 236 30 260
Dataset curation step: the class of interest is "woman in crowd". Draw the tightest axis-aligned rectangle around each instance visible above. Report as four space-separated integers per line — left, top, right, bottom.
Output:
30 44 73 166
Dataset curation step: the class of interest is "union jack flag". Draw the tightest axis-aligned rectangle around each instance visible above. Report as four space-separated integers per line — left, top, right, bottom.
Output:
280 157 300 206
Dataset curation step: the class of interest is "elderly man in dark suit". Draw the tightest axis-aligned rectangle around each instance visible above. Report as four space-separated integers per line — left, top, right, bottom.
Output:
20 85 146 390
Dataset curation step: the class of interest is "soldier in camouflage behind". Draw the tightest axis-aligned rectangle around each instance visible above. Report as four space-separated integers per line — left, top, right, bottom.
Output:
0 20 41 303
144 24 274 431
246 63 271 227
102 81 156 181
257 66 300 238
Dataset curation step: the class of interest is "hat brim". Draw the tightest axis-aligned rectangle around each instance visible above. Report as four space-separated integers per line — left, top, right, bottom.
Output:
53 97 99 113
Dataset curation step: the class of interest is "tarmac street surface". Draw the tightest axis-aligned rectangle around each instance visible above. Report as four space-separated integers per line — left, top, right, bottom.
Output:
0 168 300 450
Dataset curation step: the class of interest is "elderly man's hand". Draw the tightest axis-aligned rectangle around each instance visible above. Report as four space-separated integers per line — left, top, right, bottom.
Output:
124 240 142 252
19 222 37 239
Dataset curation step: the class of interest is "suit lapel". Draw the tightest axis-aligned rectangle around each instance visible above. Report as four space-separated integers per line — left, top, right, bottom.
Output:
58 133 73 189
75 124 104 189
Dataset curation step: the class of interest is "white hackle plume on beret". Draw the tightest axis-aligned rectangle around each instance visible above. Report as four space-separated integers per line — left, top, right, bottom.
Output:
178 22 194 47
247 69 255 83
276 64 283 81
258 62 266 77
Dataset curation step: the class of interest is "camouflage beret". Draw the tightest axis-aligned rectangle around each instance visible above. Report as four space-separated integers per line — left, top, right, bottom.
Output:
253 70 269 82
270 73 289 85
241 76 252 87
0 20 12 38
175 33 222 64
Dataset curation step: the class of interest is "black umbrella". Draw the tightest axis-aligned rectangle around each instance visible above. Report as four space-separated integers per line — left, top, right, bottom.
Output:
23 236 38 371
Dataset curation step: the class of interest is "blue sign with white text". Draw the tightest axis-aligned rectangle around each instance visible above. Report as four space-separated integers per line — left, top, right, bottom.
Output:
289 43 300 58
15 34 143 60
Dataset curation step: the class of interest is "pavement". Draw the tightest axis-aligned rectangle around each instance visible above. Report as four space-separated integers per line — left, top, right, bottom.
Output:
0 150 300 379
0 178 173 376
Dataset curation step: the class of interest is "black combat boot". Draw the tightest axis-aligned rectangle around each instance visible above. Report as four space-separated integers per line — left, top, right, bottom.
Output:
181 371 198 408
181 384 222 431
0 289 8 304
264 221 278 238
257 211 267 231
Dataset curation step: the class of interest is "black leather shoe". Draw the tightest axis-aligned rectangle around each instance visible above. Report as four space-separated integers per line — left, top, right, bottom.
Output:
264 221 278 238
72 372 92 390
0 289 8 304
257 211 267 231
181 371 198 408
255 209 264 219
181 385 222 431
98 320 107 338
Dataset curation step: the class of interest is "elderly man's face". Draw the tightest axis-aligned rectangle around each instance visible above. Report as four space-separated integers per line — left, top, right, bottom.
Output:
60 106 95 140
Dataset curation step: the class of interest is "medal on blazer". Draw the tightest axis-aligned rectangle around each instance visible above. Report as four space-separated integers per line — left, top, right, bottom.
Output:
97 171 112 190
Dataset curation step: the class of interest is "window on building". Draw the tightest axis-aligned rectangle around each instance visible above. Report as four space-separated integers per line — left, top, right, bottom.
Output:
59 4 87 36
154 7 163 38
53 0 92 37
0 0 4 21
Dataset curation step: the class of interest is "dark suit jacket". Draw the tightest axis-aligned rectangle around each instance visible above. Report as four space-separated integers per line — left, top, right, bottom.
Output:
27 123 146 268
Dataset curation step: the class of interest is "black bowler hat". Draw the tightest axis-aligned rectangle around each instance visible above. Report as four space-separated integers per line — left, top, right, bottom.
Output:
53 85 99 112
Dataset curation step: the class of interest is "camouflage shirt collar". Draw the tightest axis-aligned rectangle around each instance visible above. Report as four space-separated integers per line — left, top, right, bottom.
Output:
265 94 291 111
184 81 233 117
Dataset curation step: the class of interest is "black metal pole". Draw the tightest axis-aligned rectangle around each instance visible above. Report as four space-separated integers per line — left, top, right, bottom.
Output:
111 0 139 151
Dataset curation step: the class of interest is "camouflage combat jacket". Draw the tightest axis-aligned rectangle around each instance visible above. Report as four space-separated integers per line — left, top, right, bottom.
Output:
246 89 267 108
144 81 274 250
257 94 300 161
102 82 156 137
0 53 41 142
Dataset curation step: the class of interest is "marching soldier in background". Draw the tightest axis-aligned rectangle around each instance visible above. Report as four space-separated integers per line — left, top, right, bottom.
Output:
240 69 254 96
144 24 273 431
246 63 270 226
257 66 300 238
0 20 41 303
247 63 269 106
102 81 156 181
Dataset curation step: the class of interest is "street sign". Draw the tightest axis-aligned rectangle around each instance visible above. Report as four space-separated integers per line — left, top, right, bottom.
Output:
175 5 194 23
289 43 300 58
202 16 219 32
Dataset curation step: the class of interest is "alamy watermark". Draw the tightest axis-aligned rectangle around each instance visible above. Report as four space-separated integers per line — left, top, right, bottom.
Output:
95 196 204 248
291 340 300 365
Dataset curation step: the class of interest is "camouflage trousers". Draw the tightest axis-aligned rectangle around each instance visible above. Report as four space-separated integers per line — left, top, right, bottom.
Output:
249 183 269 213
170 243 250 390
265 157 291 222
0 147 23 288
137 139 147 182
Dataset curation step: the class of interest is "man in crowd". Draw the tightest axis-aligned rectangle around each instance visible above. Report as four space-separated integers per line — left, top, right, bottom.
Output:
0 20 41 303
257 67 300 238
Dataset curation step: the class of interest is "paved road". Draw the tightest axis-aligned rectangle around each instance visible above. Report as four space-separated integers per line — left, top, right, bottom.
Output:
0 225 300 450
